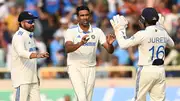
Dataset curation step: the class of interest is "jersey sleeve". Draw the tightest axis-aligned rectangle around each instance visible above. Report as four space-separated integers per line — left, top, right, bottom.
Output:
98 29 106 45
64 29 74 43
166 34 174 47
13 35 32 59
115 30 145 49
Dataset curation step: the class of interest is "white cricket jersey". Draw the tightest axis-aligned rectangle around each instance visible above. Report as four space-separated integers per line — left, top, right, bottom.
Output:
11 27 38 88
65 24 106 66
116 25 174 66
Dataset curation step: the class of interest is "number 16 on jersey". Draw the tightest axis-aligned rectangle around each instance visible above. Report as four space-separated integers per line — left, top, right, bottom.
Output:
149 45 165 60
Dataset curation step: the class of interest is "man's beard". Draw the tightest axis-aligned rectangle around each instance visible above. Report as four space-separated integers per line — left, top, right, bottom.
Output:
81 20 89 26
25 26 34 32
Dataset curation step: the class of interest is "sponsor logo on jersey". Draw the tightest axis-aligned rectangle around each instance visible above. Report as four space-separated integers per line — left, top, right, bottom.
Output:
83 42 96 46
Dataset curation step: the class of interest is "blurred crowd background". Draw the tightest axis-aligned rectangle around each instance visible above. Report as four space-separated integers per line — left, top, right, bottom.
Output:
0 0 180 79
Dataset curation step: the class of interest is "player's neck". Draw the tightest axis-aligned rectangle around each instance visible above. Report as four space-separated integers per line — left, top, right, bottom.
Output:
80 25 90 32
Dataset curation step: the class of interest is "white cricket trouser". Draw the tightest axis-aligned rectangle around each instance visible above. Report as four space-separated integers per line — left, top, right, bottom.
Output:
135 66 165 101
13 83 41 101
67 65 96 101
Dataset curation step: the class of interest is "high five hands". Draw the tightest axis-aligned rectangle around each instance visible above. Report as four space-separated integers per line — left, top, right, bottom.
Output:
110 14 128 32
106 34 116 45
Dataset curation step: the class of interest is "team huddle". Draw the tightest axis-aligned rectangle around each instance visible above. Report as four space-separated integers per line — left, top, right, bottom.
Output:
10 5 174 101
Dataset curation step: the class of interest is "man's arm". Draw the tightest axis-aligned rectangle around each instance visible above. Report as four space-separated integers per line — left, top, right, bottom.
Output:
29 52 49 59
157 13 174 47
13 36 32 59
13 36 49 59
65 41 83 53
103 43 114 53
167 35 174 47
102 34 115 53
115 30 144 49
110 15 144 49
65 35 89 53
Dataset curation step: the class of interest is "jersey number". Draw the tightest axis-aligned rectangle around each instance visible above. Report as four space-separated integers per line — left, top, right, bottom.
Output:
149 45 165 60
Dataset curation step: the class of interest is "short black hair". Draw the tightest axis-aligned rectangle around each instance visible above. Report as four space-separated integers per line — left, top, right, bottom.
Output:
76 5 90 16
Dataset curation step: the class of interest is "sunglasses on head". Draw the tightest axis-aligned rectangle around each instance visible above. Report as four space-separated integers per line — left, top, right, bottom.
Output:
25 20 34 24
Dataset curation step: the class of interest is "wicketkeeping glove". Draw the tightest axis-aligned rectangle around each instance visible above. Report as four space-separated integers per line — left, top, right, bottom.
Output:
110 14 128 32
156 13 165 27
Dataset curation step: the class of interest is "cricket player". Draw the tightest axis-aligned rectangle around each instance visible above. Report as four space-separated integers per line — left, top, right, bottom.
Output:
11 11 49 101
110 8 174 101
64 5 115 101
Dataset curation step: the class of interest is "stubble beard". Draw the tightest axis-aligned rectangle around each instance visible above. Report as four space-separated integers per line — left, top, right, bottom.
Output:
26 26 34 32
82 22 89 27
80 19 90 27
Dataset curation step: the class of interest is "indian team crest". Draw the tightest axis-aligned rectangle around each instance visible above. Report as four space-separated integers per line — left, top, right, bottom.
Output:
91 35 95 39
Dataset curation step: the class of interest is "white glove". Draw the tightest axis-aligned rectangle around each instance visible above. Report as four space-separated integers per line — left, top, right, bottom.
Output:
110 14 128 32
156 13 165 27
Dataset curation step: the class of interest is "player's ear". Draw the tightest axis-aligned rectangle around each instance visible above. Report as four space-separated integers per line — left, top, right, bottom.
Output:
20 21 25 28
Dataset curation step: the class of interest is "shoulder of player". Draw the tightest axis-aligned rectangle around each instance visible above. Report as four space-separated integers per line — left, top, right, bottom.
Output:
68 25 78 30
13 30 23 38
16 30 24 36
91 25 100 30
137 29 146 33
13 30 26 40
133 30 147 38
91 26 103 33
66 25 79 33
135 30 147 35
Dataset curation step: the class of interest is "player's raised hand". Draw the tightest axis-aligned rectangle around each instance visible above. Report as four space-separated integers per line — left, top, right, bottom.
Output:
106 34 115 45
110 14 128 32
156 13 165 27
80 35 89 45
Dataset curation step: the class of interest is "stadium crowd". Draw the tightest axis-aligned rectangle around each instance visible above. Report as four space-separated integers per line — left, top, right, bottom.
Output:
0 0 180 79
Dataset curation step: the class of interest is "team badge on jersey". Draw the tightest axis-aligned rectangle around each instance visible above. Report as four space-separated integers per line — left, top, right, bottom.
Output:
91 35 95 39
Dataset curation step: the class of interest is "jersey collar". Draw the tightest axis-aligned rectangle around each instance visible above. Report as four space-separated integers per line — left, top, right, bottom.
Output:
145 25 156 30
77 24 93 34
19 27 34 38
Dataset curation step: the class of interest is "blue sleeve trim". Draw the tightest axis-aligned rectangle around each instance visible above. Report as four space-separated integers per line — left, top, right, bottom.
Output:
69 25 78 29
15 86 20 101
17 31 23 36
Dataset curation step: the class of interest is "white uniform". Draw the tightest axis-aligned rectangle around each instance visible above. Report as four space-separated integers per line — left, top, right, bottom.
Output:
115 25 174 101
11 27 41 101
65 24 106 101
